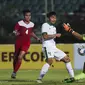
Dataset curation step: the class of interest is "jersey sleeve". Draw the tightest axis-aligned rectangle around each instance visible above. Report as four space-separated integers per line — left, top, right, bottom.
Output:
14 23 20 31
41 23 49 34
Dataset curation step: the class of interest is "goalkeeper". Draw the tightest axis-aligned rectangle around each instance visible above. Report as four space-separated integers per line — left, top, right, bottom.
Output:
63 23 85 80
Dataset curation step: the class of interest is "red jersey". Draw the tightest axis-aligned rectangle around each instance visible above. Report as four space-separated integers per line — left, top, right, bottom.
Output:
14 20 34 44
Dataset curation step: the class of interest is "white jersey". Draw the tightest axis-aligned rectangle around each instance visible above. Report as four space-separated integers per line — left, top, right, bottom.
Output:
41 22 66 60
41 22 57 47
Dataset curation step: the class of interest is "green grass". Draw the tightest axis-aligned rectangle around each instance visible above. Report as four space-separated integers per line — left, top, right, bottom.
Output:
0 69 85 85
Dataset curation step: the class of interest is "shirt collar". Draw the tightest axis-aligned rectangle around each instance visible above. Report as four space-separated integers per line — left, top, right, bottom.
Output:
47 21 56 27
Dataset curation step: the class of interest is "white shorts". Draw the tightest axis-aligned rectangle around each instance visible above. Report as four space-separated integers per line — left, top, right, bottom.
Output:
42 45 66 61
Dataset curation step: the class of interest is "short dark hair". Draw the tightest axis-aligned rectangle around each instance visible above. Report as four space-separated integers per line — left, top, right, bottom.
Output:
47 11 56 18
23 9 31 15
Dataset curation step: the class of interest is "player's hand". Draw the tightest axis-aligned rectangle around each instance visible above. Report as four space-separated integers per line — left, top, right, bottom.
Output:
13 30 20 36
9 30 20 36
56 33 61 38
15 32 20 36
36 38 41 42
63 23 73 32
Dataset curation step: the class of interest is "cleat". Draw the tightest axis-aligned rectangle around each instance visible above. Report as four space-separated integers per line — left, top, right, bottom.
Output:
69 77 75 82
63 77 75 83
11 72 16 79
36 79 42 83
62 78 69 83
75 73 85 80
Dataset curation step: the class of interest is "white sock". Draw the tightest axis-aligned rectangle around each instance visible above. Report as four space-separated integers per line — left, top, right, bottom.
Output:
65 62 74 78
38 63 50 80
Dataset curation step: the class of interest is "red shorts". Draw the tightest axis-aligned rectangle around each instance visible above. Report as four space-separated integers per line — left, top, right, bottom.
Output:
15 40 30 56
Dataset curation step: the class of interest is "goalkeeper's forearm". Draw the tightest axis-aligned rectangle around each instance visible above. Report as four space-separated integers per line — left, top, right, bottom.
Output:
72 31 83 40
63 23 85 40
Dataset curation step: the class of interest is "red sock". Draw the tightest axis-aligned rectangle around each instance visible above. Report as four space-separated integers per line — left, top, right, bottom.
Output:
14 60 22 73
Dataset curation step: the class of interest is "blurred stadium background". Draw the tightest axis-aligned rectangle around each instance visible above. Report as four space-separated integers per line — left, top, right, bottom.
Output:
0 0 85 43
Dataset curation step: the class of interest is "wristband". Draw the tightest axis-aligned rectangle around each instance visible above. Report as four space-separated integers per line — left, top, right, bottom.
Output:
72 31 75 33
69 29 74 33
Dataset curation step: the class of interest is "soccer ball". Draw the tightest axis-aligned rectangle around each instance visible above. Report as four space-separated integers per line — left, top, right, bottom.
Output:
78 45 85 56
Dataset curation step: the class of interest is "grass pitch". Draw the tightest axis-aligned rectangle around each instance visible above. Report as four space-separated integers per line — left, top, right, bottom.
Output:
0 69 85 85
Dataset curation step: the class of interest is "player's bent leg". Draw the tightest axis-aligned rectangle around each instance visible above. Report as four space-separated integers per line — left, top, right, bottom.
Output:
11 51 25 79
61 56 75 83
37 58 53 83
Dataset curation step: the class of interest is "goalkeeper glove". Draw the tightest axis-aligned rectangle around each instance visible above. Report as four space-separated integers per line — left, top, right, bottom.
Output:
63 23 74 33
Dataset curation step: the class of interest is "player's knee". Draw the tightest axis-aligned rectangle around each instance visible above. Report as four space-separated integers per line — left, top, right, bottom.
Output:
46 58 53 65
61 56 70 63
65 58 70 63
18 57 22 61
18 51 25 60
65 57 70 63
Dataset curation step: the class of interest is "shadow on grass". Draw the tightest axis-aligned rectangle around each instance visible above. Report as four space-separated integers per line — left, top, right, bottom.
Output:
0 80 62 85
0 79 85 85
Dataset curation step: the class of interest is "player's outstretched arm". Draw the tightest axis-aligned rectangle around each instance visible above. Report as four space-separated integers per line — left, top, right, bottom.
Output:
63 23 84 40
72 31 83 40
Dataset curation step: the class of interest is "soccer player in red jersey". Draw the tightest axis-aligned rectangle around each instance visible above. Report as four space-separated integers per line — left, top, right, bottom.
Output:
11 9 40 78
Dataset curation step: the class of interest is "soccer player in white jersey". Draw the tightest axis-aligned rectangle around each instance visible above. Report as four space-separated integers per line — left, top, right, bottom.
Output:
36 12 75 83
63 23 85 80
